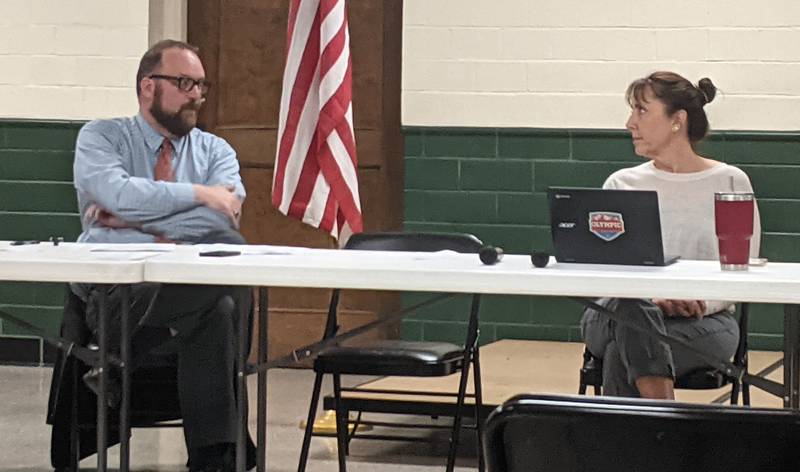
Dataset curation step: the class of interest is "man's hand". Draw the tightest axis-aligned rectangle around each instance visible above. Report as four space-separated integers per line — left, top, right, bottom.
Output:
652 299 707 319
193 184 242 225
85 204 135 229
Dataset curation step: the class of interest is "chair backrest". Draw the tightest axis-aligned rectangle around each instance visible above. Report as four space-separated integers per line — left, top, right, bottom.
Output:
344 232 483 254
484 394 800 472
321 232 484 341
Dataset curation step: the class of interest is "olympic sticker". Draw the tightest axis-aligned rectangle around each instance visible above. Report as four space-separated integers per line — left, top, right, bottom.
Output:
589 212 625 241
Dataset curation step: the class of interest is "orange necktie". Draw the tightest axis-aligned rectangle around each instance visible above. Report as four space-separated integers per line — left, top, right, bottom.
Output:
154 138 175 182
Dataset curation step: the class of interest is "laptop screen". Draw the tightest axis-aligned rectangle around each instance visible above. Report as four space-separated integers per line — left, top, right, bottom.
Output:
547 187 676 266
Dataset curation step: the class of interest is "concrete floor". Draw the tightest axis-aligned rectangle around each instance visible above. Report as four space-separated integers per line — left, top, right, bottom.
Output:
0 365 480 471
0 339 785 471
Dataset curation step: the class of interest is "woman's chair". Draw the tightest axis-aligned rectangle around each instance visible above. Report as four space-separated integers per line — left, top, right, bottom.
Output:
578 302 751 404
483 394 800 472
297 232 486 472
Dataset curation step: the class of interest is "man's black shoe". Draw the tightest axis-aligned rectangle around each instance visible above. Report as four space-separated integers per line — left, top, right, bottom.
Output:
82 366 122 408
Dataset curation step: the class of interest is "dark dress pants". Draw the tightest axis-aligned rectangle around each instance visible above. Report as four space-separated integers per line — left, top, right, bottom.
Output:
135 282 252 450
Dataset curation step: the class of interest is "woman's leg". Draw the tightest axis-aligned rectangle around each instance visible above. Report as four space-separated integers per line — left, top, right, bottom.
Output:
583 298 676 398
666 312 739 377
581 297 617 359
601 340 640 397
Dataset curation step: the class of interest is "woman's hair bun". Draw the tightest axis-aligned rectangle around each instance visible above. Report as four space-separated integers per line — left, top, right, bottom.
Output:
697 77 716 105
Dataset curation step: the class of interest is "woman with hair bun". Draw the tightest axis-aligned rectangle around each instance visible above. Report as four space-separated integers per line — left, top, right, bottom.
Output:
581 72 761 399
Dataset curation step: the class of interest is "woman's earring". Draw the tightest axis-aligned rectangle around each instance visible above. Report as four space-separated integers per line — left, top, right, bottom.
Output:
672 124 680 132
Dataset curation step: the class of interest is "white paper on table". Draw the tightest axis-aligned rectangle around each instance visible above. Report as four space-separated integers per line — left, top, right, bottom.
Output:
89 252 166 261
89 243 177 253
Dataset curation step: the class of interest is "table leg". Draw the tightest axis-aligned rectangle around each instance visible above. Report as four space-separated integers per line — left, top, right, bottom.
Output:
236 289 248 472
257 287 269 472
97 285 108 471
784 304 800 408
119 285 131 471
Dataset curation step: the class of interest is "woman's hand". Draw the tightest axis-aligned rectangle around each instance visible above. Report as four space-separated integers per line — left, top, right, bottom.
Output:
652 299 706 319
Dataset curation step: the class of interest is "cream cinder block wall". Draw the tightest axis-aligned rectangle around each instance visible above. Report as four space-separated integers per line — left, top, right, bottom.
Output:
0 0 149 120
402 0 800 130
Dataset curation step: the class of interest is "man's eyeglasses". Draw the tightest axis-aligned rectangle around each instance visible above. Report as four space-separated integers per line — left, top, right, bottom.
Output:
149 74 211 95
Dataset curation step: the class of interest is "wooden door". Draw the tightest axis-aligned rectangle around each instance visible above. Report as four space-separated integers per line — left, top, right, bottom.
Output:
187 1 404 363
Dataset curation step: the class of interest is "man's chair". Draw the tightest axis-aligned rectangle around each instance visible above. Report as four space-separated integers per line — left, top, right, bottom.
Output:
483 393 800 472
47 290 184 470
579 302 751 405
48 289 257 471
297 232 486 472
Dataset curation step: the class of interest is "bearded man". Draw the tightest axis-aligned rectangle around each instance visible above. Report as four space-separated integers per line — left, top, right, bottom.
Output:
52 40 254 471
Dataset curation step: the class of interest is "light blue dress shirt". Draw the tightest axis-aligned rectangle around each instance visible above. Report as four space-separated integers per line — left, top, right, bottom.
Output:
73 113 246 243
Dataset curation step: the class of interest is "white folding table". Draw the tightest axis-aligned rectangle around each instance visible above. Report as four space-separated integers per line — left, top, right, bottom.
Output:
6 242 800 471
0 241 157 472
144 245 800 470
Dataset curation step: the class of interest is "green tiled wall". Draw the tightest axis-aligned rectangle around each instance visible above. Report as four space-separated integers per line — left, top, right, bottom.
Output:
1 120 797 355
403 127 800 351
0 120 83 341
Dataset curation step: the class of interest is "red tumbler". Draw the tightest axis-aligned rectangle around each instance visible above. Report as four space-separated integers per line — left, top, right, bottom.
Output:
714 192 755 271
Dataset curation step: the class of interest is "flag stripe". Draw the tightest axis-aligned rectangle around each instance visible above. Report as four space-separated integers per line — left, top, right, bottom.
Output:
276 0 317 146
318 138 362 231
276 69 319 214
273 7 321 207
284 0 303 62
319 190 338 234
319 1 346 74
273 0 362 238
286 134 321 219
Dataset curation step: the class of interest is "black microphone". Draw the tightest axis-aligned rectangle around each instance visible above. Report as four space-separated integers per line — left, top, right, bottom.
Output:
531 251 550 268
479 245 504 265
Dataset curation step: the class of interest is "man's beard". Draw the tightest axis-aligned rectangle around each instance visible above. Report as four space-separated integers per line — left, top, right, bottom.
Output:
150 85 202 137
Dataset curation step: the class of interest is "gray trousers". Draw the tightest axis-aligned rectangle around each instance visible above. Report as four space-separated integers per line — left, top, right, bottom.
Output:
581 298 739 397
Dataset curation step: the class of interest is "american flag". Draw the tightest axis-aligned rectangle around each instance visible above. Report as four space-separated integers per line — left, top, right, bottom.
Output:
272 0 363 240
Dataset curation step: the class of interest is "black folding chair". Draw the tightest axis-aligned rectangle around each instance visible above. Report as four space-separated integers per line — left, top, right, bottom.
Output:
48 290 183 470
484 394 800 472
297 232 486 472
579 302 751 405
48 289 257 471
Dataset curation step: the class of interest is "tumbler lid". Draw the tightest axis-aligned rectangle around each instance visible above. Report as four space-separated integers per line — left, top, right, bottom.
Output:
715 192 754 201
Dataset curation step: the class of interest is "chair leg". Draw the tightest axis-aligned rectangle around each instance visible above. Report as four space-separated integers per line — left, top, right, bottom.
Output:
69 359 80 472
297 371 325 472
446 355 473 472
730 380 741 405
472 347 485 472
333 374 348 472
346 411 363 446
742 381 751 406
579 348 603 396
579 378 603 396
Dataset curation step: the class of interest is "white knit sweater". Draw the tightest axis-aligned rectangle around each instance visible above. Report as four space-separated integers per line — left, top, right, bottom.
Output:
604 160 761 315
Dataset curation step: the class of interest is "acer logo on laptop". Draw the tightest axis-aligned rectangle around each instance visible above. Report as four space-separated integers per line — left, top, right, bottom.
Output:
589 211 625 242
